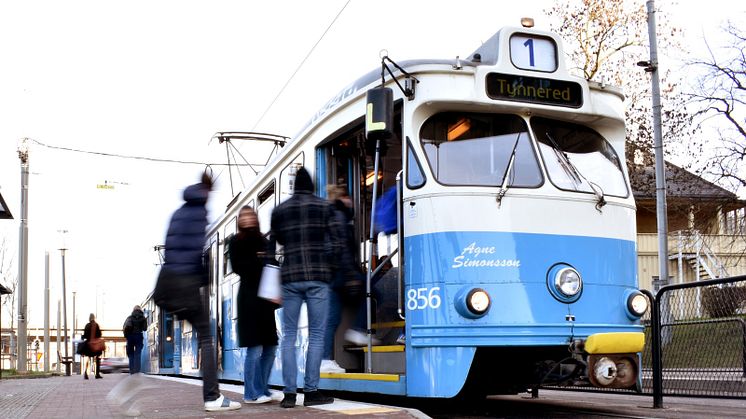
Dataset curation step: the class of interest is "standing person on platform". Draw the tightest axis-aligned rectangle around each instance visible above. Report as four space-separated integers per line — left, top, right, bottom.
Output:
160 172 241 412
123 305 148 375
81 313 103 380
229 206 280 404
270 167 342 408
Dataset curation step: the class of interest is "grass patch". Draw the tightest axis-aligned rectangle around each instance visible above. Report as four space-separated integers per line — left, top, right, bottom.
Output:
642 318 746 369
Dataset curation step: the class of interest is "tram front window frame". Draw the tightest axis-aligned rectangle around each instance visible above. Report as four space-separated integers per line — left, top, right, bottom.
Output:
531 116 629 198
419 112 543 188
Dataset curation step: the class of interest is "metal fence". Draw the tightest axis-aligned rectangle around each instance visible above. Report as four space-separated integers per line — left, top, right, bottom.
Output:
546 275 746 406
649 274 746 406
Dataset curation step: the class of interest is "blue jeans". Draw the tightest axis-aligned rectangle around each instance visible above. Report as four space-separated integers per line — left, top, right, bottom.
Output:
125 333 144 374
323 287 343 360
281 281 329 394
243 345 277 400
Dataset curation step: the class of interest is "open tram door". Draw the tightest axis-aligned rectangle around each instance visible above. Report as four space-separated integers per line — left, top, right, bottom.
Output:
317 88 404 374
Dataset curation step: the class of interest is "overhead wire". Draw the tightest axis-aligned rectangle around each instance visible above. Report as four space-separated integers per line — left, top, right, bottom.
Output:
214 0 351 185
249 0 351 131
28 138 265 167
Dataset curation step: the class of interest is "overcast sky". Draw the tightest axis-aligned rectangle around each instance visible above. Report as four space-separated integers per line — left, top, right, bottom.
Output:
0 0 743 332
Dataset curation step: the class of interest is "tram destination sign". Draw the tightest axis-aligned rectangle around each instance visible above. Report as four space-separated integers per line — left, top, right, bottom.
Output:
486 73 583 108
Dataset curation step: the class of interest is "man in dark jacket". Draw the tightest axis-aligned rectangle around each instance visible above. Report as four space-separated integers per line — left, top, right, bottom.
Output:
161 172 241 412
124 305 148 375
270 167 343 408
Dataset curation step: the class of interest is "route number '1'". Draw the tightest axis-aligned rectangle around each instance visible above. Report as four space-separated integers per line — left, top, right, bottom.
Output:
509 34 557 72
407 287 441 310
523 38 535 67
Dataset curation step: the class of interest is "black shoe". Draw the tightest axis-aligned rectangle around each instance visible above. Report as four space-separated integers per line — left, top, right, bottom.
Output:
303 390 334 406
280 393 296 408
95 374 103 379
84 373 88 380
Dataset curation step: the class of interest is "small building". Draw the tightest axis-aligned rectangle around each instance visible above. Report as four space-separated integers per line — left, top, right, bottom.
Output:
629 160 746 291
0 190 12 220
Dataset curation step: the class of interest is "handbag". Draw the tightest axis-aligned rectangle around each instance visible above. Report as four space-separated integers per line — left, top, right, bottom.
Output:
257 264 282 304
88 322 105 353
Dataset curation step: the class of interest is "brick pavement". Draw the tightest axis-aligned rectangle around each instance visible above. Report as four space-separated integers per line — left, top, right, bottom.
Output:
0 373 426 418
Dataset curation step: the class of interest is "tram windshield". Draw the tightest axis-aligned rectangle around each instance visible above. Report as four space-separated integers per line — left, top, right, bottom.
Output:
420 113 542 187
531 117 628 197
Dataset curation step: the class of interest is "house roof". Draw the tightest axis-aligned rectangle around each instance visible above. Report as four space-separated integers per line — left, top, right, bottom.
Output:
0 190 12 220
630 160 738 199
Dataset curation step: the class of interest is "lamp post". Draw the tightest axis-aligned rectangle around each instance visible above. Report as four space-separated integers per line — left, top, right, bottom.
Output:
60 246 70 376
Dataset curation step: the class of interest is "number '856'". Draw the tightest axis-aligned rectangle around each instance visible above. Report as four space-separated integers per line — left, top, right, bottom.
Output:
407 287 441 310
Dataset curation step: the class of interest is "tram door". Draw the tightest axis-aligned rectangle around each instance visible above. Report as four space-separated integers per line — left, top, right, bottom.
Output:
205 239 222 370
320 107 403 369
159 310 174 368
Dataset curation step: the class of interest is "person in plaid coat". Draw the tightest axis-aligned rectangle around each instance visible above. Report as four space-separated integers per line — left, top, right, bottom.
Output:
270 167 343 408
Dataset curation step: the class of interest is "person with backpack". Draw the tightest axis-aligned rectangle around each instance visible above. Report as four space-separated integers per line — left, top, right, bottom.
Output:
154 171 241 412
123 305 148 374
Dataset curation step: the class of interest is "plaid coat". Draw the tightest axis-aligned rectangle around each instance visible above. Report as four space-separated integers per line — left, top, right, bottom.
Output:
270 190 344 284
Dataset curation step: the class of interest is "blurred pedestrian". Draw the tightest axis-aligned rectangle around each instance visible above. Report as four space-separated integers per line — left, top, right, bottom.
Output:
229 206 280 404
123 305 148 374
81 313 104 379
270 167 342 408
158 171 241 412
321 185 363 373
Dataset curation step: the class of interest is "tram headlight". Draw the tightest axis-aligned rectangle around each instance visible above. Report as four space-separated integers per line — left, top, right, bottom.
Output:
625 290 648 319
547 264 583 303
455 287 491 319
555 267 582 296
467 289 491 315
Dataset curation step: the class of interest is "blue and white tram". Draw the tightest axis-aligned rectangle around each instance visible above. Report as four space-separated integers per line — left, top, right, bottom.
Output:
142 22 648 398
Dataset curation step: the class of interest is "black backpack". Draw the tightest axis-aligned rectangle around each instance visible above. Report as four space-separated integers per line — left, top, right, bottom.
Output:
123 316 134 337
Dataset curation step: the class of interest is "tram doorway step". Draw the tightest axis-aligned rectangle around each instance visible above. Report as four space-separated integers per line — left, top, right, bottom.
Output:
345 345 405 374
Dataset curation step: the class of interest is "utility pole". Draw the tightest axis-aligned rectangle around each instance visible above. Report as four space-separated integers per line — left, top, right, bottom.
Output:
56 300 61 373
17 139 29 373
72 291 76 339
640 0 668 410
44 252 50 372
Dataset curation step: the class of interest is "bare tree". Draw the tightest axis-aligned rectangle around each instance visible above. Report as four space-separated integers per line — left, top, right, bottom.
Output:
687 22 746 195
1 236 17 369
546 0 694 166
0 236 17 330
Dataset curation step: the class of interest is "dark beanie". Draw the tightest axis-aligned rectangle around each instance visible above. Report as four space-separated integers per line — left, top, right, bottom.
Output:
294 167 314 193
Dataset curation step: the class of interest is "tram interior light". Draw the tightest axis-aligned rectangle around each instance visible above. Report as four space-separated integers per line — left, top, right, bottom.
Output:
447 118 471 141
365 171 383 186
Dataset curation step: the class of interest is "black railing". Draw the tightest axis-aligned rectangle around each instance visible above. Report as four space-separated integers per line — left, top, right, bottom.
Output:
650 275 746 406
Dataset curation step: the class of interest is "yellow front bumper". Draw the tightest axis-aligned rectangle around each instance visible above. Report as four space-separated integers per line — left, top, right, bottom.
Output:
585 332 645 354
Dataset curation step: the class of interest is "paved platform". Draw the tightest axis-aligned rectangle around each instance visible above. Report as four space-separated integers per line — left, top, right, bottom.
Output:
0 374 426 418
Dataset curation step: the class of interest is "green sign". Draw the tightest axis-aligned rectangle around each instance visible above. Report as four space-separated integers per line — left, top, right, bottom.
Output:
486 73 583 108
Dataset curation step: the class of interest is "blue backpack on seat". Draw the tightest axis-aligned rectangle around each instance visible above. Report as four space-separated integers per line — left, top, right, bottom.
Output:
374 188 398 235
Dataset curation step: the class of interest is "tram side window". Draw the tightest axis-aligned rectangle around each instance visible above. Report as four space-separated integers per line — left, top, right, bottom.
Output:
279 154 304 203
223 216 237 277
407 139 426 189
256 181 276 235
420 112 542 187
531 117 628 197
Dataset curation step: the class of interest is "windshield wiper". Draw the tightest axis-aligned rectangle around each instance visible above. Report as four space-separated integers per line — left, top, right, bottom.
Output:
496 132 522 208
545 131 606 211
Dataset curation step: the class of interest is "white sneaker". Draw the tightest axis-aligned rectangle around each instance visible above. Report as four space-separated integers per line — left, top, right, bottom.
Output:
344 329 381 346
268 390 284 401
320 359 346 373
204 394 241 411
243 395 272 404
